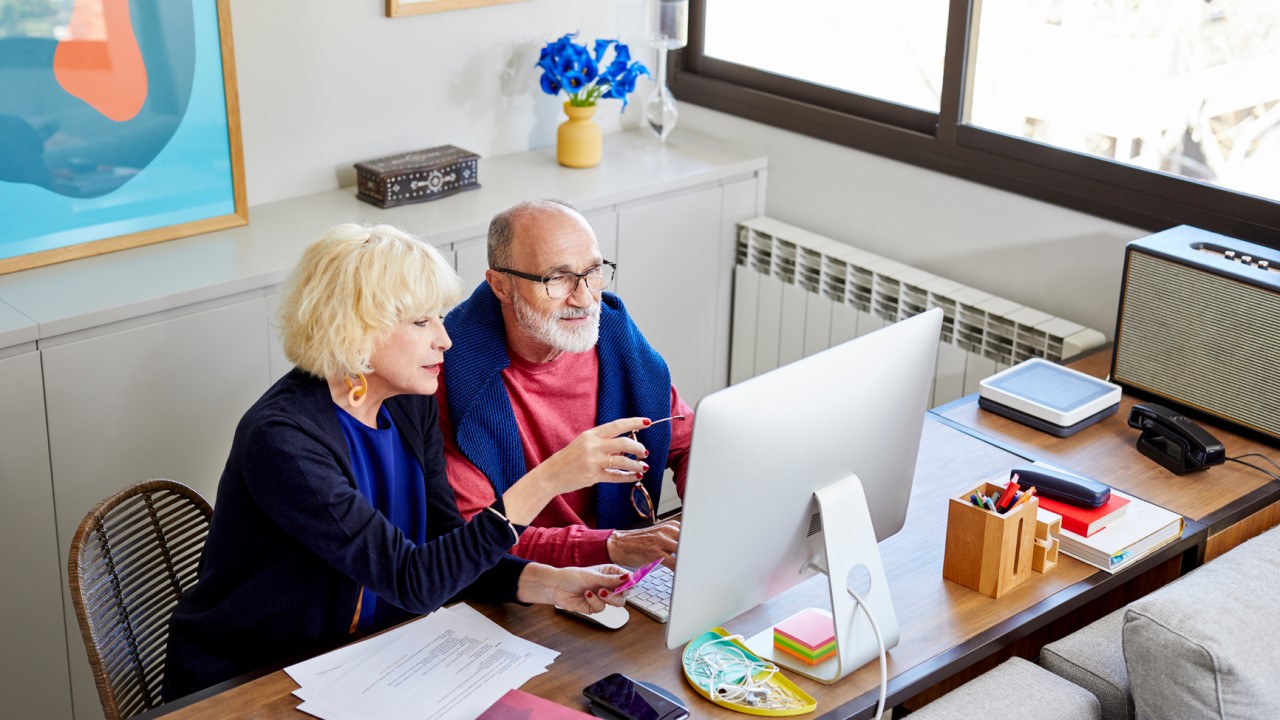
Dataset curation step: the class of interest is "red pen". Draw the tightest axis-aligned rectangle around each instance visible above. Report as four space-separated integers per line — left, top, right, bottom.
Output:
998 480 1021 511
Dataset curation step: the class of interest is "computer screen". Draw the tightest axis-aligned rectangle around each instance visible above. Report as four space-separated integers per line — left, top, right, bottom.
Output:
665 309 942 681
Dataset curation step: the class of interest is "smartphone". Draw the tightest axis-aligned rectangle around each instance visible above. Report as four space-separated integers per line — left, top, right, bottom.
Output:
613 558 663 595
582 673 689 720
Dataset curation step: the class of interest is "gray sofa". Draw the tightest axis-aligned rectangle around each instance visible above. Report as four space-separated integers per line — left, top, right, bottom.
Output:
914 524 1280 719
910 656 1101 719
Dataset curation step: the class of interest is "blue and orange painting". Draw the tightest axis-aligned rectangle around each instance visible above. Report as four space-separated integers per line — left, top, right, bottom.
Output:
0 0 236 262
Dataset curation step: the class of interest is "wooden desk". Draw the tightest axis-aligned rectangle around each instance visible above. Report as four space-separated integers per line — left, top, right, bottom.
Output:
932 350 1280 561
145 417 1204 720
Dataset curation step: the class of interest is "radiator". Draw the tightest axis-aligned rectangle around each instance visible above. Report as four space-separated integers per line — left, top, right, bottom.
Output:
730 217 1107 407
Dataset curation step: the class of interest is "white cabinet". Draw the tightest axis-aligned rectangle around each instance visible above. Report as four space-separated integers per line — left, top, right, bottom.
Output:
587 209 620 271
0 346 72 720
615 178 759 408
616 186 722 406
453 238 488 292
41 295 272 720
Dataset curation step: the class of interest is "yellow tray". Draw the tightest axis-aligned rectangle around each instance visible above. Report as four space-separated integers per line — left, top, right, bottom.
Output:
681 627 817 716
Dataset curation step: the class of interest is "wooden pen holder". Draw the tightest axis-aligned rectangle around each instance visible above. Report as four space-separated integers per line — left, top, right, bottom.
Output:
1032 508 1062 573
942 482 1039 598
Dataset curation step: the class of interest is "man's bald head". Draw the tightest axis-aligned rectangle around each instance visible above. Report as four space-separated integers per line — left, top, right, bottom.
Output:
487 199 590 271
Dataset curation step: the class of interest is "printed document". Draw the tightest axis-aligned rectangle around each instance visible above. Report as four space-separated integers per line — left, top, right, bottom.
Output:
286 604 559 720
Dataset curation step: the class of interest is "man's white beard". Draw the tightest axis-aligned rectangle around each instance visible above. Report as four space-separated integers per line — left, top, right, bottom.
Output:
514 293 601 353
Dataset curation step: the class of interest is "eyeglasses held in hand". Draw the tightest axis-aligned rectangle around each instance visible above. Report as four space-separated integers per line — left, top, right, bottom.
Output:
495 261 617 299
627 415 686 524
630 482 657 525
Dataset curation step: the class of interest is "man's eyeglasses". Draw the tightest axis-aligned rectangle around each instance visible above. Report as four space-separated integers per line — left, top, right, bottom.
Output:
495 261 616 299
626 415 685 525
630 482 657 525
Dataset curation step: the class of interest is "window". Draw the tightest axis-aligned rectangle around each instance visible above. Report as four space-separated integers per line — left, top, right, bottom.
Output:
703 0 949 112
675 0 1280 246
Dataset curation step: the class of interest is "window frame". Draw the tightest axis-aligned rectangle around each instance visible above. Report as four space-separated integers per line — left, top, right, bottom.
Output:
672 0 1280 247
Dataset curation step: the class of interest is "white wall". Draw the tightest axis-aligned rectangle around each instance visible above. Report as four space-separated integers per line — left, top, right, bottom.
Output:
679 104 1149 338
231 0 1146 337
230 0 652 205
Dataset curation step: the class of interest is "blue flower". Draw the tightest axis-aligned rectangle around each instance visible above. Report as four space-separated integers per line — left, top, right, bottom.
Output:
593 39 615 64
535 33 649 111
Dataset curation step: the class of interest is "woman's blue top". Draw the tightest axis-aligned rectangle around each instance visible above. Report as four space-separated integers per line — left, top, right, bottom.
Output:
336 405 427 631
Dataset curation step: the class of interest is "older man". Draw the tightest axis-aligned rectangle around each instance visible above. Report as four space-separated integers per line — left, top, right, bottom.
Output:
439 200 691 569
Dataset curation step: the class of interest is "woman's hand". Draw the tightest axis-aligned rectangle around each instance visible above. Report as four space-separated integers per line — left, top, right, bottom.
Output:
538 416 652 492
502 417 652 525
516 563 628 614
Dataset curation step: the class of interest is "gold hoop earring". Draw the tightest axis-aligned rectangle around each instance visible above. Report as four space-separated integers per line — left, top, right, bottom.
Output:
345 373 368 407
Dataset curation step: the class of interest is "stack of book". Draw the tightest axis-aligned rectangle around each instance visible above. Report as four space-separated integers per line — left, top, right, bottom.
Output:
1038 492 1130 537
1043 489 1183 573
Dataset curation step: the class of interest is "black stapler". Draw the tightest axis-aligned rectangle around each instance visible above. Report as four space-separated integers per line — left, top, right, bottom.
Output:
1127 403 1225 474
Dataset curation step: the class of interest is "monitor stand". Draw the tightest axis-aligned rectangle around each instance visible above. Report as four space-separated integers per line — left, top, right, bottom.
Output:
742 474 901 685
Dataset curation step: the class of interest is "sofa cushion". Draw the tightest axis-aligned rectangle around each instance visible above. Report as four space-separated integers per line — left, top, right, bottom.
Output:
911 657 1101 720
1039 607 1133 720
1123 527 1280 719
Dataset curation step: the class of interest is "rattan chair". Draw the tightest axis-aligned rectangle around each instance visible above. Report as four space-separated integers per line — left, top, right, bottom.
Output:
68 479 212 720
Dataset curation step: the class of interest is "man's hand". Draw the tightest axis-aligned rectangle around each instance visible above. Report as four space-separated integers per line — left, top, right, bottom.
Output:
516 563 628 614
607 518 680 568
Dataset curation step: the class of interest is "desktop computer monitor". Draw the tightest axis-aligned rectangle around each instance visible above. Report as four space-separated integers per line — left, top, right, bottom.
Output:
665 309 942 683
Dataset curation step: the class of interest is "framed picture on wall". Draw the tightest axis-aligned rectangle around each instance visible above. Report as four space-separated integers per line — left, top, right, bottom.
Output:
387 0 526 18
0 0 246 275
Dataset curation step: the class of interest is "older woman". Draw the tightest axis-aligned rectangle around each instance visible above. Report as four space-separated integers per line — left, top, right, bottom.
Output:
163 224 651 700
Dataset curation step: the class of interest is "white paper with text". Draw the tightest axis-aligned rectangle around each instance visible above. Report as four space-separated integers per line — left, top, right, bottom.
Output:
287 604 557 720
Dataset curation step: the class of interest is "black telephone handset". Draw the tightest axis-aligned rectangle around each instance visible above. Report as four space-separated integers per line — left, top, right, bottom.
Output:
1127 402 1225 474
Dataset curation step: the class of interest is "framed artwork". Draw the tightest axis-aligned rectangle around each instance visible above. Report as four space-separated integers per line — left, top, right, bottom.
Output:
0 0 246 275
386 0 526 18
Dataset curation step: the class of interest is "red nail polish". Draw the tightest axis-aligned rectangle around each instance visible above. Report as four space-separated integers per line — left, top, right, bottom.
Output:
636 472 644 479
600 589 610 598
643 418 652 426
585 591 594 599
642 463 650 472
620 574 630 582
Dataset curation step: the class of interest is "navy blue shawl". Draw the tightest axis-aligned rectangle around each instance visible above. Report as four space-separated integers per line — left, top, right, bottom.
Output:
443 283 672 530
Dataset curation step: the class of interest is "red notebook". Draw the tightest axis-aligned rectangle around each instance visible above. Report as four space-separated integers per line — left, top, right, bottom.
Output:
477 689 594 719
1038 493 1131 537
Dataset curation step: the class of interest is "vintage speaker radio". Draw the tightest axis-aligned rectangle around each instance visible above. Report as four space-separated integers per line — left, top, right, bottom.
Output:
1112 225 1280 444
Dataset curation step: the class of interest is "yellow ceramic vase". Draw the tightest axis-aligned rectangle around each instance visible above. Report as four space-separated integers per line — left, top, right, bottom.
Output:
557 101 602 168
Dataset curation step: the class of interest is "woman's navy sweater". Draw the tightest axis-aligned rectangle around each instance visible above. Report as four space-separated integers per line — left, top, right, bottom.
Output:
163 369 528 700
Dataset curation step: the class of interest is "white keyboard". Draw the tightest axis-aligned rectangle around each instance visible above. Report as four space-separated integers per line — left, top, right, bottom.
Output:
624 564 673 622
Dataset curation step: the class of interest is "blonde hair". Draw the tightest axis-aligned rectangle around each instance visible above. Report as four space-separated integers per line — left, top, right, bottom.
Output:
277 223 463 379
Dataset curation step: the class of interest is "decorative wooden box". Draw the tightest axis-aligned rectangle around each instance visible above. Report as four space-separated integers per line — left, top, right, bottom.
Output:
354 145 480 208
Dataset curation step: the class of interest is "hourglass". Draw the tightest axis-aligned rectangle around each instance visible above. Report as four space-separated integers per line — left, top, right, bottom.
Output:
644 0 688 142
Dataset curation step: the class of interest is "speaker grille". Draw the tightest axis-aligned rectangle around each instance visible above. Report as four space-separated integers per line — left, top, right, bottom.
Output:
1115 251 1280 439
